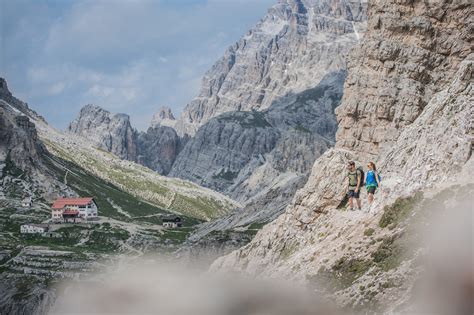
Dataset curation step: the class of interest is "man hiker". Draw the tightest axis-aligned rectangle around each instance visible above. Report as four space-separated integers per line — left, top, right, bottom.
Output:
347 161 362 211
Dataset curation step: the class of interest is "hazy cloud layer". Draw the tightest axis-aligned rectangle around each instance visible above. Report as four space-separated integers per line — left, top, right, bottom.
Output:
1 0 273 130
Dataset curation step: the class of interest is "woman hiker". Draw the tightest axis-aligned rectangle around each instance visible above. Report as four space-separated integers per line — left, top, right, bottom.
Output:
365 162 381 205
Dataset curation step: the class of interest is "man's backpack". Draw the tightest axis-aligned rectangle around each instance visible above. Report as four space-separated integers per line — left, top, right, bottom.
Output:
357 166 365 186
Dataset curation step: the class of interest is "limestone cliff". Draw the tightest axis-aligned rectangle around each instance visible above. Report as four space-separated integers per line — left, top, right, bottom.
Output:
211 1 473 312
0 78 68 201
137 125 187 175
0 103 44 174
335 0 473 158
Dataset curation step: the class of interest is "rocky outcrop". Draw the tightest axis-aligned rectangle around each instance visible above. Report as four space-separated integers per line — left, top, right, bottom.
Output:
0 247 102 315
1 79 73 203
335 0 473 158
211 1 473 312
171 71 344 200
0 78 48 173
150 106 177 129
379 55 473 188
68 105 187 175
0 102 45 173
68 105 138 161
175 0 367 136
0 78 45 121
170 111 281 192
137 126 187 175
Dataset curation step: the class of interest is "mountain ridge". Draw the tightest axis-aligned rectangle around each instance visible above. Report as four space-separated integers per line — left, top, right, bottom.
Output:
1 78 240 221
173 0 367 136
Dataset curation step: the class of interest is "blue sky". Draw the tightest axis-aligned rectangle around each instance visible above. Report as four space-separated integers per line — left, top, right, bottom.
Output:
0 0 274 130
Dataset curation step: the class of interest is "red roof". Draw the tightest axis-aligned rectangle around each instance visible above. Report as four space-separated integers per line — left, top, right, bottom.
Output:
52 197 94 209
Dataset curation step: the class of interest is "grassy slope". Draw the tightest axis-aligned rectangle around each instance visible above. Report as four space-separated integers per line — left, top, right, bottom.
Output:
41 137 236 221
42 152 201 226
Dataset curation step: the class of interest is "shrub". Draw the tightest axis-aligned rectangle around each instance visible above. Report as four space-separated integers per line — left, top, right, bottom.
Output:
379 192 423 229
364 228 375 237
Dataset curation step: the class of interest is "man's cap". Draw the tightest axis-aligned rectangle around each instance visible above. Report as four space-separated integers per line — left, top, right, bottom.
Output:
348 161 355 166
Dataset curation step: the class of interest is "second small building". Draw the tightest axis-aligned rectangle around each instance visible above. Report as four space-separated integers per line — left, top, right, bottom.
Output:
162 216 182 228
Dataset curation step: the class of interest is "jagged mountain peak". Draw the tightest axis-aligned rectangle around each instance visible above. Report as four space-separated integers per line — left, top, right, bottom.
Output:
77 104 131 120
150 106 176 128
80 103 103 112
68 104 138 161
68 104 185 175
0 77 46 122
174 0 367 136
0 77 11 95
156 106 175 120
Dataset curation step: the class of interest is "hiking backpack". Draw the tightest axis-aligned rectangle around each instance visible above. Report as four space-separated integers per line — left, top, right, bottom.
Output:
357 166 365 186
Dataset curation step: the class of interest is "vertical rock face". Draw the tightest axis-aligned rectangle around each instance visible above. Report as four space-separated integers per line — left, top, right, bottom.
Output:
175 0 367 136
211 1 473 312
0 78 46 122
170 111 281 192
335 0 473 158
0 104 45 173
0 78 30 116
0 79 74 203
0 79 45 173
68 105 138 161
137 126 186 175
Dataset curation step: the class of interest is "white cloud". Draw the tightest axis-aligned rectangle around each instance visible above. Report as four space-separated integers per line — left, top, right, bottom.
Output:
47 82 66 95
87 85 115 98
27 67 49 82
3 0 275 130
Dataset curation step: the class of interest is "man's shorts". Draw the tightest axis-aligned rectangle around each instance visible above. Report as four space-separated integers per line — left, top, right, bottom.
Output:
367 186 377 194
347 189 360 198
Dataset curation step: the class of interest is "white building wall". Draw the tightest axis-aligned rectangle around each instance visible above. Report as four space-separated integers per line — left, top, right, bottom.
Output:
163 222 178 228
86 202 98 218
51 200 98 220
21 225 46 234
52 209 62 220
